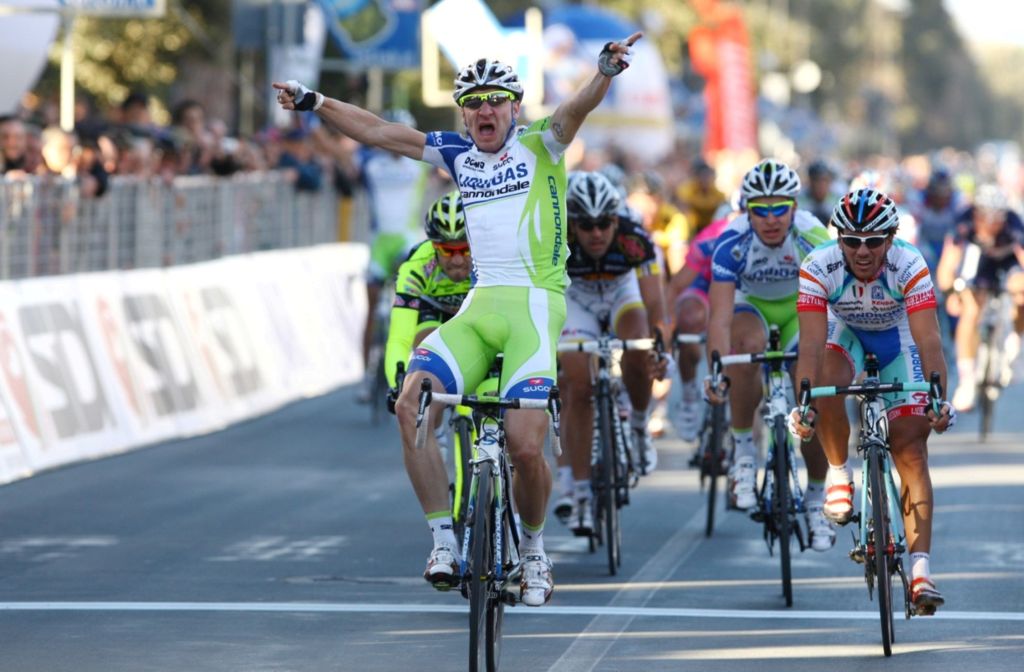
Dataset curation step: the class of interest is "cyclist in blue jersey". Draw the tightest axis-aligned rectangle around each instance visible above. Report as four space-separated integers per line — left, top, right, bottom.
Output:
704 159 835 552
275 33 642 607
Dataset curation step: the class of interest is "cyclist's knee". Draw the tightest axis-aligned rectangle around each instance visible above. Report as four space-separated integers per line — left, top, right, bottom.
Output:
675 302 707 334
395 373 441 435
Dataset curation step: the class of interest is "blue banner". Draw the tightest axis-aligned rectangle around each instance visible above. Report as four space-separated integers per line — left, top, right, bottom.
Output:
314 0 420 71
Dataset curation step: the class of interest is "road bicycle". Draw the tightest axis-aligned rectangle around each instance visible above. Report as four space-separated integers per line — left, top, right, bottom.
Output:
557 333 656 575
965 277 1015 440
414 378 561 672
798 355 942 656
710 326 805 606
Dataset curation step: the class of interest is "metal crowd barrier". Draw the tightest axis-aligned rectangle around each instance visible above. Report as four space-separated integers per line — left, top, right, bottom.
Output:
0 172 340 279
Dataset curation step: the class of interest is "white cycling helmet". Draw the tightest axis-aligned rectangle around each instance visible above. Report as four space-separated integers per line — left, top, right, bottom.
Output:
567 171 621 220
741 159 802 200
830 188 900 232
453 59 524 102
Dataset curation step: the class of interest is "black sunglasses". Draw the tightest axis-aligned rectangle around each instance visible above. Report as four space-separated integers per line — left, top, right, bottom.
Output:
839 234 889 250
574 218 616 232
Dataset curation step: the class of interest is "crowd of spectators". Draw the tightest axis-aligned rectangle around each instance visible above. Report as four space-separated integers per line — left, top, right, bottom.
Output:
0 92 348 200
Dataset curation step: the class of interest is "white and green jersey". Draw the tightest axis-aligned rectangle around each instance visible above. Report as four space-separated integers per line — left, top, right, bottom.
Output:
422 118 570 293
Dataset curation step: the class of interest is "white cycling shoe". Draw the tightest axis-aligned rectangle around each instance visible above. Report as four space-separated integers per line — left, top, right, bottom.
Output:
806 505 837 552
951 381 976 413
728 458 758 510
569 498 594 537
423 544 461 591
671 398 702 442
519 554 554 606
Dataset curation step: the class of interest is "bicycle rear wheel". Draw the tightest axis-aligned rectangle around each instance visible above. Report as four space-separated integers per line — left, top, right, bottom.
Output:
596 386 620 575
704 403 725 537
468 462 494 672
869 450 895 657
977 337 996 441
772 416 793 607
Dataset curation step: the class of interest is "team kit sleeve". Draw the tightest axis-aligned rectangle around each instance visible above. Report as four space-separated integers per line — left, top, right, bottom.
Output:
710 227 744 285
384 258 428 389
796 250 831 313
900 253 939 314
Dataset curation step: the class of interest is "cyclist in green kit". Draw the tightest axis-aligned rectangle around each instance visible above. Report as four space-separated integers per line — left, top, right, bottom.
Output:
275 32 642 606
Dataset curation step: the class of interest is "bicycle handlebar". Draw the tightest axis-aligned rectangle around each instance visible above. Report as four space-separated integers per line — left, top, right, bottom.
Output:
797 372 943 423
674 333 705 345
557 337 656 353
718 350 798 367
413 379 563 457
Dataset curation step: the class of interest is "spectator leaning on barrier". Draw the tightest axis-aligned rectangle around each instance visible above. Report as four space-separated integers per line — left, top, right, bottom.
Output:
1 115 32 177
276 126 323 192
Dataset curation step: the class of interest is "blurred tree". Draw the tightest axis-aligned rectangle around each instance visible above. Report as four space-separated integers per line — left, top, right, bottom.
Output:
34 1 231 124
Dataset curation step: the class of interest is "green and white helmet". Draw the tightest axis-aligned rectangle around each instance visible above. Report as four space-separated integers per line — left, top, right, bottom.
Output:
424 190 467 243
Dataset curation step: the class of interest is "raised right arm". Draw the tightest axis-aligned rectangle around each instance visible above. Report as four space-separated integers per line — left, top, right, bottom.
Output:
273 81 426 161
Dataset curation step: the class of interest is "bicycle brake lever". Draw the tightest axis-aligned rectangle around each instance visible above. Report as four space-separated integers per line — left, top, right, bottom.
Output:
415 377 432 428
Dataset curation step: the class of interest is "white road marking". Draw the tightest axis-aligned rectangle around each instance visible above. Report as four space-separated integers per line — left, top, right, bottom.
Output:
0 601 1021 622
544 499 711 672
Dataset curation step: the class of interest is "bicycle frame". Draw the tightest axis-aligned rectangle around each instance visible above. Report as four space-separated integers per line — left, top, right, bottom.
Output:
414 379 560 672
715 325 803 606
800 363 942 656
558 335 655 573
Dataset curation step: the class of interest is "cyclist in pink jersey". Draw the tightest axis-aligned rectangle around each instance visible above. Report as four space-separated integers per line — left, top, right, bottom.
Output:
667 214 733 440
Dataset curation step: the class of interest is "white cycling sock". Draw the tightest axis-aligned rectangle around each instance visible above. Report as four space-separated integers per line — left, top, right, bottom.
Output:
805 479 825 507
957 359 976 386
630 407 649 431
557 465 573 497
732 428 756 462
910 552 931 580
427 513 458 549
573 479 591 501
520 521 545 556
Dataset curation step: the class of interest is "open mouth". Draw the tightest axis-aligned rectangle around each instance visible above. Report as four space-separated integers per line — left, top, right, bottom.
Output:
477 121 496 138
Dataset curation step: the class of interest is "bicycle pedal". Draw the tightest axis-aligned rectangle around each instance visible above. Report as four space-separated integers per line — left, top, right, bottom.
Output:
849 546 866 564
749 510 766 523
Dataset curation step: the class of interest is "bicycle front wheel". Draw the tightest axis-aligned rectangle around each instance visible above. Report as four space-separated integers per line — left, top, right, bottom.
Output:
596 386 620 575
772 416 793 607
869 450 895 657
468 461 494 672
451 416 475 540
977 337 996 441
704 403 726 537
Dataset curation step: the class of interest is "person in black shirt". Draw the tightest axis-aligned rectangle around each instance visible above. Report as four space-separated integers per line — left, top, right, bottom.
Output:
554 171 667 534
936 184 1024 411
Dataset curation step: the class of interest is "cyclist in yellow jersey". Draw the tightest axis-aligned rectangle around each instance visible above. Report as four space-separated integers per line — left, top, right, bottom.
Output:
385 191 472 390
274 32 642 607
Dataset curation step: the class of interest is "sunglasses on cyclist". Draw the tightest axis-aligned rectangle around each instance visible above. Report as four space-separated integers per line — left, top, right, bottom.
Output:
839 234 890 250
457 91 515 110
574 217 616 232
748 200 795 218
433 242 471 257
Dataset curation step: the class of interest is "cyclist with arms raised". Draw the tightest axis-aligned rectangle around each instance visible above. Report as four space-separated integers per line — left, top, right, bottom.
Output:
555 171 667 534
704 159 835 552
274 33 641 606
790 188 955 615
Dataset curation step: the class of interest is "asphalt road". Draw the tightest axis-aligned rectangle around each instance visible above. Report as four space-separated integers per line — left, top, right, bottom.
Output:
1 379 1022 672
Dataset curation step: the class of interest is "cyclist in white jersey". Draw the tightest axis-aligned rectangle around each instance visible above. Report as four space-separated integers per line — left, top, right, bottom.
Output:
274 32 641 607
791 188 955 615
704 159 835 552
